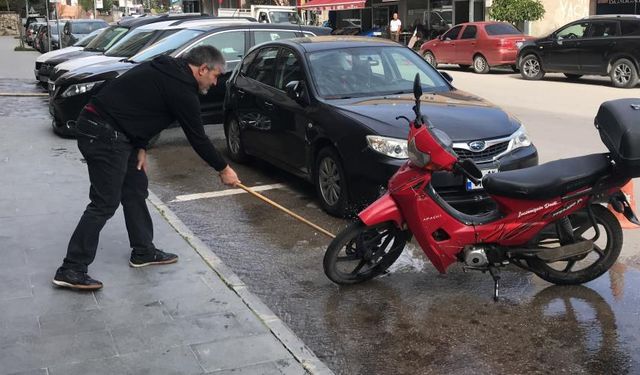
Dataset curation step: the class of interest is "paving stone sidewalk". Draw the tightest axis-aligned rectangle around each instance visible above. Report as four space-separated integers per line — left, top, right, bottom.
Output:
0 36 331 375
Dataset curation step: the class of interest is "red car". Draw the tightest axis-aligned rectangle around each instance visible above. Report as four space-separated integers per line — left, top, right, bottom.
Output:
420 21 533 74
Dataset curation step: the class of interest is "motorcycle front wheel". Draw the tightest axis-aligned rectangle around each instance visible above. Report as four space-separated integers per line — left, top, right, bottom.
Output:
324 220 407 285
527 204 622 285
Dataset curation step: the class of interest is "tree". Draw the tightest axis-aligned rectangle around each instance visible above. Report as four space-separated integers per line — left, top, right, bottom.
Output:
489 0 545 25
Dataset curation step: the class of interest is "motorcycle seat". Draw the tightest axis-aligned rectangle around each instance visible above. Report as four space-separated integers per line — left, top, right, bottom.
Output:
482 153 612 200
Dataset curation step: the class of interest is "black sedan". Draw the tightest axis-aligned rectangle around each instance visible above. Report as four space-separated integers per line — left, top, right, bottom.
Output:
224 37 538 216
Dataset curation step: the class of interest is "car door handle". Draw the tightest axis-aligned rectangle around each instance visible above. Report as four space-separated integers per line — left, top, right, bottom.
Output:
264 101 274 109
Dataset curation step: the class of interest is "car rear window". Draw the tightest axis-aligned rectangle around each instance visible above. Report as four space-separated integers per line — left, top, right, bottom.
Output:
485 23 521 35
72 22 106 35
621 20 640 36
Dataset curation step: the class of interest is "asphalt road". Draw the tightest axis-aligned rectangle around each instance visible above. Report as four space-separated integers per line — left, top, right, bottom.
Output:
145 68 640 374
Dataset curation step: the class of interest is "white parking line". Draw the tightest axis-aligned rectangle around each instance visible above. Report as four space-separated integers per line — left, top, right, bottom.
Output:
170 183 287 203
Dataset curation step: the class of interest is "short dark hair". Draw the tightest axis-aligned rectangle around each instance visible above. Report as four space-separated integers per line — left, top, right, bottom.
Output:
182 45 226 71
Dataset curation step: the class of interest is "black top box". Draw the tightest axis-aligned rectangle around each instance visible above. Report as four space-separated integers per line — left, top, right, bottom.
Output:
595 98 640 175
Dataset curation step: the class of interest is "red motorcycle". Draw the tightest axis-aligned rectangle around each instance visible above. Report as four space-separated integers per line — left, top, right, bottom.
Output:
323 75 640 300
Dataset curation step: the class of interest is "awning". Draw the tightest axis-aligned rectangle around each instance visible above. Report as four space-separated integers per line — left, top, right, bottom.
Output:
299 0 365 11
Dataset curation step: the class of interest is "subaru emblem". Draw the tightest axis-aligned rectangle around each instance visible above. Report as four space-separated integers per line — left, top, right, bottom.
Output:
469 141 486 151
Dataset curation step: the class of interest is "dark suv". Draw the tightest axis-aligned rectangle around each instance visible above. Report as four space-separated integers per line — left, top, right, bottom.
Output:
518 15 640 88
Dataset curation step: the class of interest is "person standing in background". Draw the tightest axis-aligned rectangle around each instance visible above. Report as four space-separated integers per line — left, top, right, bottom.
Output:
389 13 401 42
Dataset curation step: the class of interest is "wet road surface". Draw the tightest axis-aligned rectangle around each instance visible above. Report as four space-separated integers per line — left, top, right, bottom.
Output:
147 125 640 375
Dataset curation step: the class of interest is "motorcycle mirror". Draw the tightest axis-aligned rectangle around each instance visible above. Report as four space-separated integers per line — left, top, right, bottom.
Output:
413 73 423 126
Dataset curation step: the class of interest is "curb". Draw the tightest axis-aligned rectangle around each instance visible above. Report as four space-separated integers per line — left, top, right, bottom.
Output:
147 190 334 375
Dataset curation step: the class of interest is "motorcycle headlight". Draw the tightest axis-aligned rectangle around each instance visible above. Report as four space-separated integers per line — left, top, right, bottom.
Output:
366 135 408 159
61 81 104 98
408 137 430 167
510 125 531 150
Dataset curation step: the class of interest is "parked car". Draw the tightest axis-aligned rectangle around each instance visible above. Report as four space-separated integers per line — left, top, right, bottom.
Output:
49 22 330 137
420 22 533 73
34 27 105 82
24 15 46 34
518 15 640 88
224 37 538 216
25 21 45 46
36 14 196 85
61 19 109 48
48 17 257 93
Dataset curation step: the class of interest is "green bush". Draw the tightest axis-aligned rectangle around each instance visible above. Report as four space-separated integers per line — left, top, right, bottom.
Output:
489 0 546 25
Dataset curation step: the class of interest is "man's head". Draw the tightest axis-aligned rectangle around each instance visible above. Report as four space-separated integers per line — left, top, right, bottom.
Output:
393 13 398 20
183 45 226 95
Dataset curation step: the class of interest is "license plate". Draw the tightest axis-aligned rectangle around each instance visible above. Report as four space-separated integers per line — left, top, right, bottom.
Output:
466 168 498 191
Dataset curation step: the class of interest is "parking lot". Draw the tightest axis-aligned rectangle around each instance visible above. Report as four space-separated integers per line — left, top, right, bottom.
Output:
5 27 640 373
144 68 640 374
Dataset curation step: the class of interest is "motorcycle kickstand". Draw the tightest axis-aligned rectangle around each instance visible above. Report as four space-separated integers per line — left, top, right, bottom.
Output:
488 266 501 302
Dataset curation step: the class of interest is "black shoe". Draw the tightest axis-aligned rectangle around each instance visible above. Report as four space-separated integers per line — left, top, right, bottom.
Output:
129 249 178 268
52 268 103 290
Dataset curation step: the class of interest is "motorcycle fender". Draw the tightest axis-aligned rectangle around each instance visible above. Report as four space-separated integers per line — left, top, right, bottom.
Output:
358 193 404 228
610 191 640 225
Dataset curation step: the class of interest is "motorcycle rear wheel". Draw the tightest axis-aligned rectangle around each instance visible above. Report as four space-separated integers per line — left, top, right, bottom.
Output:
324 220 407 285
527 204 622 285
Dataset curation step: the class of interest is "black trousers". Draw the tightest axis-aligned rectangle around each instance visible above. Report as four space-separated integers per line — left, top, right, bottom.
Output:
62 115 155 273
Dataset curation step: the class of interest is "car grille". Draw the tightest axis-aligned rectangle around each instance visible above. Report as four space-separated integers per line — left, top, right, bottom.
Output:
40 63 53 75
453 141 509 162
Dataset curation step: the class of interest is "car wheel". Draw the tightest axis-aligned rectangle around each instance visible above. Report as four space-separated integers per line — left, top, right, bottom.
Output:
224 115 249 163
564 73 583 80
423 51 437 68
520 54 545 80
458 64 470 70
314 147 349 217
610 58 638 88
473 55 490 74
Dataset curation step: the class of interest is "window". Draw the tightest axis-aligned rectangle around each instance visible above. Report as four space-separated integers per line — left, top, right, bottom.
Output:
85 26 128 52
485 23 521 36
556 22 589 40
131 29 205 63
460 25 477 39
442 25 462 40
621 21 640 36
72 22 106 34
590 22 619 38
104 30 157 57
308 46 448 99
258 12 268 23
254 30 298 45
240 49 259 75
192 31 246 63
246 47 279 87
275 49 302 90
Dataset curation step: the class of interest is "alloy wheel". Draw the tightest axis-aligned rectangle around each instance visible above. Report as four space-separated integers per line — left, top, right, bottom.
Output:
613 63 632 86
228 119 241 155
319 157 341 207
523 58 540 77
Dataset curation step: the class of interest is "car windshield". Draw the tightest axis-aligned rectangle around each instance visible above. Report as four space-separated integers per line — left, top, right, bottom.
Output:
104 29 157 57
85 26 129 52
130 29 204 62
308 46 450 99
485 23 521 35
74 27 105 46
269 11 301 24
71 21 105 34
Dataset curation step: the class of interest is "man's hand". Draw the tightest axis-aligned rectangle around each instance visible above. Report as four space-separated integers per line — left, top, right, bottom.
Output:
136 149 147 172
219 165 240 187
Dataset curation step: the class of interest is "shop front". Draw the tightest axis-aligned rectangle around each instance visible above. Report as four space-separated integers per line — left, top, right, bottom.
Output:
596 0 640 14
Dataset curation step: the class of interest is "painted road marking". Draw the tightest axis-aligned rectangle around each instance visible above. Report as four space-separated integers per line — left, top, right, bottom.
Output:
170 183 287 202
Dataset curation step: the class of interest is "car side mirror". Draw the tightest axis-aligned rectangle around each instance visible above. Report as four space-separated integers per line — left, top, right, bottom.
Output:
439 71 453 83
285 80 309 106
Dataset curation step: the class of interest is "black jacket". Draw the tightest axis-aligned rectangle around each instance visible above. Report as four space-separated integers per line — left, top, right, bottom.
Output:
92 55 228 171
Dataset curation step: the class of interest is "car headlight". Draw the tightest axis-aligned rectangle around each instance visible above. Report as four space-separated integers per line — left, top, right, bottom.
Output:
510 125 531 150
366 135 408 159
61 81 104 98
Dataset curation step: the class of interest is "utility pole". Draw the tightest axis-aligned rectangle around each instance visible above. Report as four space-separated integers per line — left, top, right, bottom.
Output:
93 0 97 18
